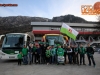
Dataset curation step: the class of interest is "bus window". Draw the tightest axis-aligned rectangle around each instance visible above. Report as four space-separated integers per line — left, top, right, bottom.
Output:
2 34 24 48
98 43 100 47
27 36 30 46
27 36 30 41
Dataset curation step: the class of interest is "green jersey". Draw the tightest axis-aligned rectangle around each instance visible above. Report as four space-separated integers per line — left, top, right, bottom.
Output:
45 50 51 58
74 47 79 52
79 47 86 54
17 53 22 59
57 48 64 56
51 48 56 56
33 46 37 52
22 48 28 56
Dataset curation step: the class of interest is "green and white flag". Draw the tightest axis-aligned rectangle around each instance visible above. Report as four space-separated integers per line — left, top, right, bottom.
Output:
60 23 79 40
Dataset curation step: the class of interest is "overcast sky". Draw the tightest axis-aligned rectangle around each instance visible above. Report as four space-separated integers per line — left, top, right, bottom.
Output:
0 0 99 21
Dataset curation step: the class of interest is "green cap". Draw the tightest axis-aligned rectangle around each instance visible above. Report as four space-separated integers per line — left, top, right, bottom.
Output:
57 44 61 46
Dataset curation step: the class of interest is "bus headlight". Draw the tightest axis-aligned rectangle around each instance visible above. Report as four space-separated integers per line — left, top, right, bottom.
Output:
0 52 5 55
1 53 5 55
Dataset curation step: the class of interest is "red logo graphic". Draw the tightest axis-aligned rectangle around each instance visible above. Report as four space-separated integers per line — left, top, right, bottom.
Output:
68 29 72 33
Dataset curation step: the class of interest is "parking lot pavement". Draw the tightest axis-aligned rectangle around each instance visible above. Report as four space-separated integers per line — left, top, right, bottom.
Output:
0 52 100 75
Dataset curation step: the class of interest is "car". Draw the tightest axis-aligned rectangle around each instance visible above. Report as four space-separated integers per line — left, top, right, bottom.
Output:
75 40 88 47
98 49 100 54
89 41 100 52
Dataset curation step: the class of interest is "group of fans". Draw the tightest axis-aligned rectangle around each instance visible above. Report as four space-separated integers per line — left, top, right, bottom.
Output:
17 42 96 67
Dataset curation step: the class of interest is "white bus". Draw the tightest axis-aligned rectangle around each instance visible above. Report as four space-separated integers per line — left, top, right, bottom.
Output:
0 33 35 60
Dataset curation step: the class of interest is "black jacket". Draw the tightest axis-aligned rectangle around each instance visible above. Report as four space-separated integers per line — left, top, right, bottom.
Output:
36 48 42 55
86 47 94 54
28 46 33 53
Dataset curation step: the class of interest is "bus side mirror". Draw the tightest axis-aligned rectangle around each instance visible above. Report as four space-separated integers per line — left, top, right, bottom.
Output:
42 36 45 42
0 35 5 41
0 35 5 48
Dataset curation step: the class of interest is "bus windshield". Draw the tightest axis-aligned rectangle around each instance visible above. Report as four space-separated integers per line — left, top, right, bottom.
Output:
46 35 64 44
2 34 24 48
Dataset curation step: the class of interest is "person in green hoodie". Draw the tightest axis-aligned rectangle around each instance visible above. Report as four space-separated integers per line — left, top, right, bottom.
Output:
57 45 64 64
22 45 28 65
45 46 51 65
17 51 23 65
79 44 86 65
57 45 64 56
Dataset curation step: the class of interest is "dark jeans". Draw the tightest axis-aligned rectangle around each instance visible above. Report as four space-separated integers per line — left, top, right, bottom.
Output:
55 55 57 64
64 52 67 63
41 55 46 64
18 59 22 65
87 54 96 66
74 53 79 64
32 53 35 63
52 55 56 64
68 54 72 64
23 55 28 65
80 54 85 65
72 53 75 64
46 57 50 63
49 56 52 64
34 54 37 63
35 54 40 64
28 52 32 64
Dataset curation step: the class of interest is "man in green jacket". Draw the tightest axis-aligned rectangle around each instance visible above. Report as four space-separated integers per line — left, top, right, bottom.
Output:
79 44 86 65
22 45 28 65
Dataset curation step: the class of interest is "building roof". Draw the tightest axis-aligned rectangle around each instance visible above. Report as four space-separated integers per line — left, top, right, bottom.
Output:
44 34 62 36
31 22 97 27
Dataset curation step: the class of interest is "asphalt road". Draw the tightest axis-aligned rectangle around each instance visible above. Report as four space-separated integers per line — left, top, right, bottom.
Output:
0 52 100 75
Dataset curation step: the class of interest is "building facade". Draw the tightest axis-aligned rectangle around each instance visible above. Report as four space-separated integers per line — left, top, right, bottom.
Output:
31 22 100 41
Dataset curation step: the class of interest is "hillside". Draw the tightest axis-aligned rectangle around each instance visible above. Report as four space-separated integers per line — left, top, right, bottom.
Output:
0 14 97 35
0 16 51 34
52 14 87 23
